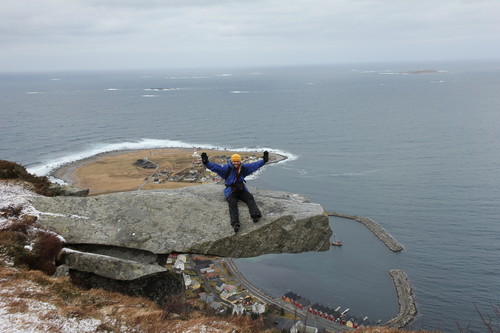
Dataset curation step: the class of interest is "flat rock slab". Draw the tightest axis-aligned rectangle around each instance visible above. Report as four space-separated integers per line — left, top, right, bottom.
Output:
31 185 332 257
60 248 167 280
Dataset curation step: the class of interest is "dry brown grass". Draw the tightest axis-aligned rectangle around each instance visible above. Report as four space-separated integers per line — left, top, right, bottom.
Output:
68 148 277 195
0 263 278 332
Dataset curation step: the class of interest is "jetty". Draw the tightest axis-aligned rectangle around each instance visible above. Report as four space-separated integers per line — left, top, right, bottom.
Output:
327 211 417 328
327 211 404 252
385 269 417 328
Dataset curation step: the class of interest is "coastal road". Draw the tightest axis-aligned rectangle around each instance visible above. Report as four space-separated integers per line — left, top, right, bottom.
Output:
137 160 159 191
222 259 351 332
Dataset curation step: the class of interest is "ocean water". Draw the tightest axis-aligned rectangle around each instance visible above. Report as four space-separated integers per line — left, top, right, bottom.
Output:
1 62 500 332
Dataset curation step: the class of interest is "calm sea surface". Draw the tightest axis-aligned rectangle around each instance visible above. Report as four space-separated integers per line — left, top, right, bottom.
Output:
1 62 499 332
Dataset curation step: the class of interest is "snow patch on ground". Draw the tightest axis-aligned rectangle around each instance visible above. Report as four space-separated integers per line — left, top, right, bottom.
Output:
0 183 40 225
0 183 88 228
0 278 102 333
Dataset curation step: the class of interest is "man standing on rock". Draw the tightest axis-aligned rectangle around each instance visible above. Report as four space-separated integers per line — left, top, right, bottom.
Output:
201 151 269 233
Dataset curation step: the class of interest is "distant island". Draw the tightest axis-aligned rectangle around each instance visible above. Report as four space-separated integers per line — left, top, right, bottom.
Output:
403 69 449 74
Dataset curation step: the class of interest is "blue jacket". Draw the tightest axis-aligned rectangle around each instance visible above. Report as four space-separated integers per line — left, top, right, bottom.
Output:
205 159 266 197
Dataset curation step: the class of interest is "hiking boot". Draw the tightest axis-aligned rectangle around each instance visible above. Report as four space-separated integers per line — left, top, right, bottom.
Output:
233 224 241 233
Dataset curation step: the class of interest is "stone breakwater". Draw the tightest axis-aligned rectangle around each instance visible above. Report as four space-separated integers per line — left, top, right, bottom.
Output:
327 211 404 252
385 269 417 328
327 211 416 328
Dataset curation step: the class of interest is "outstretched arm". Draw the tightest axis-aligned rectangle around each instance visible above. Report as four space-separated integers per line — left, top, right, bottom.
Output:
242 151 268 176
201 152 228 178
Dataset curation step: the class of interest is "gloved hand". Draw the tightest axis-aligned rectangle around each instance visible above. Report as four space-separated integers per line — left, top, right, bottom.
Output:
201 152 209 165
263 151 269 163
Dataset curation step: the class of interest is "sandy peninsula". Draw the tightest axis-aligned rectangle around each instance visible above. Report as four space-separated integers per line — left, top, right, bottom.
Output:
51 148 285 196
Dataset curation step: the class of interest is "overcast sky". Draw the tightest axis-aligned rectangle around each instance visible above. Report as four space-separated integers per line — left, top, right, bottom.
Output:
1 0 499 71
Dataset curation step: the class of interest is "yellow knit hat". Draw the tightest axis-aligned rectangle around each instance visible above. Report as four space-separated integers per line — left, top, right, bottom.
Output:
231 154 241 162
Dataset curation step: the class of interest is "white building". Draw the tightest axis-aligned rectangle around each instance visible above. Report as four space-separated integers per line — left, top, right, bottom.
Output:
182 273 192 288
290 321 318 333
251 303 266 314
232 303 246 315
174 254 187 271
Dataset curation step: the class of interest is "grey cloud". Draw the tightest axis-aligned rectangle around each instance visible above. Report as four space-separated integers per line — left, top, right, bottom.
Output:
1 0 499 71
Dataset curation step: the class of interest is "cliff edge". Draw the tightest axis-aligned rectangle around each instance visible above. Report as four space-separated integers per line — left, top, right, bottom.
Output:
31 184 332 258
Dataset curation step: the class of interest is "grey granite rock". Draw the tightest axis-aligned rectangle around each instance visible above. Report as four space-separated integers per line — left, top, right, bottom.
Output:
31 184 332 257
53 264 70 278
60 248 167 280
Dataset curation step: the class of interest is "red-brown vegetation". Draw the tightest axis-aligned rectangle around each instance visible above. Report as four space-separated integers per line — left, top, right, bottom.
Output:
0 160 53 196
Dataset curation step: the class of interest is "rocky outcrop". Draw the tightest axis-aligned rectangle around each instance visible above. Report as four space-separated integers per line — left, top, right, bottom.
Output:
29 185 331 280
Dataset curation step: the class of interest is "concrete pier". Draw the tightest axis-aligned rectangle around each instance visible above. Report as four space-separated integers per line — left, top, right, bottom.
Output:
327 211 404 252
385 269 418 328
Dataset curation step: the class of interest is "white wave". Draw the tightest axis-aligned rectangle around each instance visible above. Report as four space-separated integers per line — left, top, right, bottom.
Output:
27 139 297 178
25 91 44 94
166 76 209 79
141 94 158 98
216 74 232 77
144 88 178 91
230 90 250 94
280 166 311 177
50 78 61 81
330 170 378 177
106 88 120 91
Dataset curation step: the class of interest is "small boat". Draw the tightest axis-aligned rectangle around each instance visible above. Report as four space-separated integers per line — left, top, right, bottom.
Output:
331 234 343 246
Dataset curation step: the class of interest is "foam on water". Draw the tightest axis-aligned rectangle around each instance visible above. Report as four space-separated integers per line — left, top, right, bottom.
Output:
26 138 297 179
230 90 251 94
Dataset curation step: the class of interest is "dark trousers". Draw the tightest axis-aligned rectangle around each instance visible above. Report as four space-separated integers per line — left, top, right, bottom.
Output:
226 190 261 226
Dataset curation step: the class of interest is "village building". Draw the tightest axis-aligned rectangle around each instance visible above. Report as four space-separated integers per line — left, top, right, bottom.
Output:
166 253 178 265
173 255 187 271
290 321 318 333
190 281 201 290
182 273 192 288
209 302 225 313
282 292 310 309
201 267 215 275
251 303 266 314
216 281 226 292
206 273 220 281
199 292 216 304
295 297 311 309
220 290 238 301
232 303 246 316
